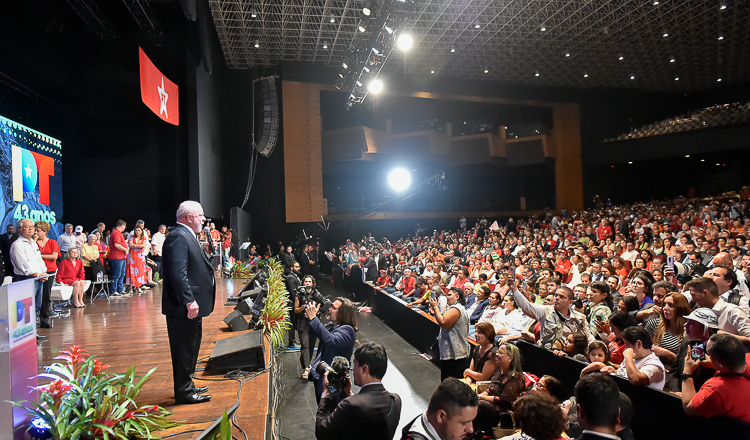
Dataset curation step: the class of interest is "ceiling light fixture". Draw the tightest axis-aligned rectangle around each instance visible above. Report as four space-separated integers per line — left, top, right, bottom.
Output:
675 77 679 81
474 22 481 29
369 79 384 94
718 36 724 40
717 78 722 82
670 58 675 63
565 53 570 57
720 4 727 10
535 72 540 77
430 68 435 74
450 48 455 53
483 67 489 74
330 14 336 23
663 32 668 37
323 41 328 49
583 73 588 78
362 6 371 16
254 40 260 48
396 34 413 51
250 9 257 18
619 56 624 60
540 25 547 32
653 0 659 4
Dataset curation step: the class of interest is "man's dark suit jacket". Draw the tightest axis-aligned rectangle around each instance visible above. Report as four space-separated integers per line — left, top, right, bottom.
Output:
363 257 378 281
576 431 621 440
0 232 13 264
162 225 216 318
316 383 401 440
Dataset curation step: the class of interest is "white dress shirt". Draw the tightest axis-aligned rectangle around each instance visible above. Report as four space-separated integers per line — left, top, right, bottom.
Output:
10 236 46 276
151 231 166 255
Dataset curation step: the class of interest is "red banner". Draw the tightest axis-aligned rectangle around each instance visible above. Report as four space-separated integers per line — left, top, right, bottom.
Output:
139 47 179 125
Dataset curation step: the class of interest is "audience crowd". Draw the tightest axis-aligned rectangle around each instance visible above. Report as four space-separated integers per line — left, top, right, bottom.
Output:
317 189 750 438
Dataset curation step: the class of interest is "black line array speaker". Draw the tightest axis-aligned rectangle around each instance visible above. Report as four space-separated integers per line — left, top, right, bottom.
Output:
235 298 254 315
223 310 249 331
254 77 278 158
206 331 265 373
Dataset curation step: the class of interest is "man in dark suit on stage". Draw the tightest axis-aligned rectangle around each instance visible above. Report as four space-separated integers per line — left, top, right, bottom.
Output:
162 200 216 404
0 224 15 277
574 373 620 440
316 342 401 440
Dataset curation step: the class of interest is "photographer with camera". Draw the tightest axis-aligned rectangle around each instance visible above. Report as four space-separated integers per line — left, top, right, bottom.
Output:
305 296 357 403
315 343 402 440
296 275 330 379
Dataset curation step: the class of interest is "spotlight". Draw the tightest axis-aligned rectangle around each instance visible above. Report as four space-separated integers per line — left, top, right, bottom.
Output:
630 75 635 79
535 72 540 77
583 73 588 78
397 34 413 51
718 36 724 40
653 0 658 4
251 9 257 18
254 40 260 48
342 61 349 69
362 6 371 16
675 77 679 81
385 26 394 34
323 41 328 49
670 58 675 63
717 78 722 82
483 67 489 74
628 162 633 164
369 79 384 94
565 53 570 57
663 32 668 37
540 25 546 32
431 68 435 74
358 21 368 33
388 168 411 192
450 47 455 53
619 56 624 60
474 22 481 29
720 4 727 10
685 155 690 158
330 14 336 23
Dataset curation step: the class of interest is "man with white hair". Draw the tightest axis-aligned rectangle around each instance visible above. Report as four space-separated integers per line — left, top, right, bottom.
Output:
10 218 49 338
162 201 216 404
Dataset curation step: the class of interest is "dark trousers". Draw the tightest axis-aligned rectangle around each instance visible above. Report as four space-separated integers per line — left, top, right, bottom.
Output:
298 319 317 369
440 357 470 382
166 316 203 400
40 274 53 325
152 255 162 277
288 313 298 345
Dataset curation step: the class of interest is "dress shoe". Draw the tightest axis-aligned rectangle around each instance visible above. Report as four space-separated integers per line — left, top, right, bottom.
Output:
176 393 212 404
194 386 209 394
36 334 48 341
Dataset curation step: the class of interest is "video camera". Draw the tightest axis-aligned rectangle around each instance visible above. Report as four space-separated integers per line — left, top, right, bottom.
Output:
315 356 350 394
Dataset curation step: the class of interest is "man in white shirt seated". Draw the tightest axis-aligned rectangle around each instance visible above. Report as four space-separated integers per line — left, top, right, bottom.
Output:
601 326 666 390
706 266 750 312
151 224 167 280
687 277 750 347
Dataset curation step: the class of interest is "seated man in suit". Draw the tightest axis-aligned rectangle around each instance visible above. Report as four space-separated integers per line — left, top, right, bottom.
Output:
574 373 620 440
315 342 401 440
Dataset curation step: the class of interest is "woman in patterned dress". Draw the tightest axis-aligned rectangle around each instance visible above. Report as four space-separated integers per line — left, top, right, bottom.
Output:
125 226 148 294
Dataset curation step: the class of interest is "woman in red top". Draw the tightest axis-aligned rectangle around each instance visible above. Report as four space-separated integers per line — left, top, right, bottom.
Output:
36 221 59 325
125 226 149 294
57 248 87 308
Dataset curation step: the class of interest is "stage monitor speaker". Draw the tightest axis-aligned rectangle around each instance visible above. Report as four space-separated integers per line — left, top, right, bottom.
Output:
240 285 262 300
223 310 249 331
254 77 278 158
206 331 265 373
235 298 254 315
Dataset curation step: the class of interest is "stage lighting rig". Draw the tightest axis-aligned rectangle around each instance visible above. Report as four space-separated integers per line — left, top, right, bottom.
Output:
339 0 417 110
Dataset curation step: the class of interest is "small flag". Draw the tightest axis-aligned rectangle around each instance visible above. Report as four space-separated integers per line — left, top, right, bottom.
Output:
489 221 500 231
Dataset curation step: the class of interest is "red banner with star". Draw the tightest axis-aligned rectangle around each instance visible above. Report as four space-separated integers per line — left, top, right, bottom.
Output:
139 47 179 125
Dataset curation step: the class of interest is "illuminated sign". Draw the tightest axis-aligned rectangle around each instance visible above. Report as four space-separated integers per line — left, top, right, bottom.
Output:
12 145 55 205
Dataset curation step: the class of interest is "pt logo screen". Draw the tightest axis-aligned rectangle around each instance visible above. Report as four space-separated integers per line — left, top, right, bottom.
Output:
12 145 55 205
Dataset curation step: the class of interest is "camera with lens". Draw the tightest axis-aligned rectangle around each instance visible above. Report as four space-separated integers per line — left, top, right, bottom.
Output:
315 356 351 394
674 261 700 283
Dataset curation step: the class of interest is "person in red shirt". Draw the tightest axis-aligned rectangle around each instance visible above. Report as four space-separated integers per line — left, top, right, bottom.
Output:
35 221 59 328
682 333 750 423
108 220 129 296
596 219 613 243
554 250 573 280
57 248 88 308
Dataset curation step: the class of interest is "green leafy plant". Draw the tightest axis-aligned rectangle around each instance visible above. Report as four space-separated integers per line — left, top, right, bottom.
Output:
10 346 180 439
228 257 264 279
259 258 291 350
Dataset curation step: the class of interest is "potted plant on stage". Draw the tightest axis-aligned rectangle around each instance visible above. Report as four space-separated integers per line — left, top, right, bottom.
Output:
258 258 291 350
10 345 180 439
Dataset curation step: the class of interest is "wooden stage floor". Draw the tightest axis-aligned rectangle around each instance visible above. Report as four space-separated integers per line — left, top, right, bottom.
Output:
36 277 270 439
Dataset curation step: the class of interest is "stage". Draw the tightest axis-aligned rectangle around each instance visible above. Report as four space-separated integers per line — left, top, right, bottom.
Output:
35 277 272 439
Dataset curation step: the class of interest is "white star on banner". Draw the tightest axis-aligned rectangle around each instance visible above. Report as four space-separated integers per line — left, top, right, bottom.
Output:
158 77 169 118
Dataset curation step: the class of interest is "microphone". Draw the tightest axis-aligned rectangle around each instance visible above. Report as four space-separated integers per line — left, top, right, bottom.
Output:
203 226 210 235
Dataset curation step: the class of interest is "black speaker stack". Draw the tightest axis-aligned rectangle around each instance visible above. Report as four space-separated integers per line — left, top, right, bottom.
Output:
254 77 278 158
